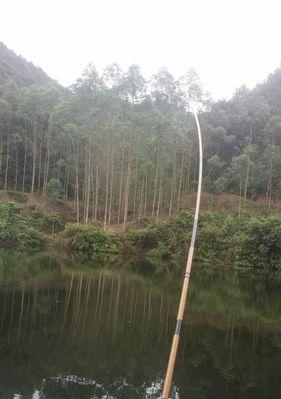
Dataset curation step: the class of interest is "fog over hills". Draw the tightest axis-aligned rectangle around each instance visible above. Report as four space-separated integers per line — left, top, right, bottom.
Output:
0 42 54 89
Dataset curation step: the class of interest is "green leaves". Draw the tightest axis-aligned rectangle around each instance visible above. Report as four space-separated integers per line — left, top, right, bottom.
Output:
0 202 65 249
59 223 120 254
46 178 64 199
127 211 281 271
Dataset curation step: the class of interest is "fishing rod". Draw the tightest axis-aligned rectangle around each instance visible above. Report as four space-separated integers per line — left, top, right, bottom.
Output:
161 110 203 399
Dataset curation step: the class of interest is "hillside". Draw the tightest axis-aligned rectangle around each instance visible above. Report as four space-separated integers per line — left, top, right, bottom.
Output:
1 190 280 225
0 190 76 222
0 42 53 89
0 43 280 230
0 191 280 271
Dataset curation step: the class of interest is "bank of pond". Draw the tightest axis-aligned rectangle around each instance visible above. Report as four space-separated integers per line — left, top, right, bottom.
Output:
0 201 281 272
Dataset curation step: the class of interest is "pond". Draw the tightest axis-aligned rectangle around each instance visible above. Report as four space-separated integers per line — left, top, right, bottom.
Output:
0 250 280 399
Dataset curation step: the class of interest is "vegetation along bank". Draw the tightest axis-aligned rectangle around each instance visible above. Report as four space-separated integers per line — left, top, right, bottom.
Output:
0 43 281 273
0 198 280 272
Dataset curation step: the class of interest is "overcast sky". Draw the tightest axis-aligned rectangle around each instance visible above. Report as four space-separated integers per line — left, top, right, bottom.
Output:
1 0 280 99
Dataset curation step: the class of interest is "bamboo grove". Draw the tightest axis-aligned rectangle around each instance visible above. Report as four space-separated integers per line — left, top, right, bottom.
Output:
0 58 281 227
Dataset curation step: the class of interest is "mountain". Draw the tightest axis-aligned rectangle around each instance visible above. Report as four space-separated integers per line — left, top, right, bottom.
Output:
0 42 54 89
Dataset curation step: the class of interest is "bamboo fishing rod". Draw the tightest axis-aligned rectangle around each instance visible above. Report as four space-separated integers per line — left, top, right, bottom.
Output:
161 111 203 399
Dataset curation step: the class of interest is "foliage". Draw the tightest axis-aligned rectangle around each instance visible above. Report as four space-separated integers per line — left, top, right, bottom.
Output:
1 42 281 228
1 200 280 271
0 202 62 249
59 222 120 254
46 178 65 199
0 43 281 267
30 208 63 233
128 211 281 271
227 215 281 270
0 42 53 88
15 226 45 249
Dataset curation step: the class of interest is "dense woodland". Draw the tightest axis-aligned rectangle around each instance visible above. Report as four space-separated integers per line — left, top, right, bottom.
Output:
0 43 281 229
0 42 52 87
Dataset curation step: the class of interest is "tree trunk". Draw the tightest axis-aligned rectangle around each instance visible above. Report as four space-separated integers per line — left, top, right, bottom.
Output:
37 123 43 191
84 137 91 224
177 154 184 212
117 151 124 224
144 168 148 217
108 144 115 226
266 155 273 209
0 121 2 183
138 174 144 222
169 151 177 217
31 119 37 195
22 118 27 191
4 113 11 191
123 147 132 231
72 141 80 223
156 172 162 219
133 159 138 216
185 155 191 195
14 142 18 190
151 157 159 216
42 135 50 207
94 153 99 220
243 126 253 208
103 140 110 228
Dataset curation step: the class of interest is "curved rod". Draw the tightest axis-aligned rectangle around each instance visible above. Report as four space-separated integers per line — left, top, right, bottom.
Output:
161 111 203 399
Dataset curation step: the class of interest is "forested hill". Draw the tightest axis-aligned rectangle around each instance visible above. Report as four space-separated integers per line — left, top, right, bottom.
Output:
0 43 280 228
0 42 53 88
203 67 281 201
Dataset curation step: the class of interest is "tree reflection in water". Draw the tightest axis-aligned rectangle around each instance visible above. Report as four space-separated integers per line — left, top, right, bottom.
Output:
0 250 280 398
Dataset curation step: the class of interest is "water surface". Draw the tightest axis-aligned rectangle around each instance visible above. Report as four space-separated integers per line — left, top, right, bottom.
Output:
0 250 280 398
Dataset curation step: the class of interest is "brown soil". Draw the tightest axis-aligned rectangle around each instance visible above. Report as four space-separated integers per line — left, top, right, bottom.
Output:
179 193 281 214
0 190 280 227
0 190 76 222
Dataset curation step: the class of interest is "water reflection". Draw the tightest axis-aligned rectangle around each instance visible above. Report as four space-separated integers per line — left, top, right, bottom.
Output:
0 250 280 398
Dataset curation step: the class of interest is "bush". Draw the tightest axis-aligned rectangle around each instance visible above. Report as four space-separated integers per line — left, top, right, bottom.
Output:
46 178 64 198
127 211 281 270
15 227 45 249
0 202 46 249
147 243 171 258
231 215 281 270
0 202 20 222
30 209 63 233
128 215 190 259
0 198 280 272
59 223 120 253
170 210 194 231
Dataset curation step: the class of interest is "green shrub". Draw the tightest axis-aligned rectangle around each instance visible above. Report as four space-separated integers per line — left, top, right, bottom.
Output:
15 227 45 249
31 209 63 233
0 202 45 249
147 243 172 258
127 211 281 270
59 223 120 253
231 215 281 270
170 210 193 231
46 178 64 198
0 198 280 271
0 202 20 222
128 215 189 259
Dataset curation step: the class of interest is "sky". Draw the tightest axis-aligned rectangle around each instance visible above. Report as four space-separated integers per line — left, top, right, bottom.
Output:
1 0 281 100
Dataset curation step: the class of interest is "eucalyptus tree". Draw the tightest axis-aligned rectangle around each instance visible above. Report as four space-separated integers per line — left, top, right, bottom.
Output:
17 84 61 195
0 80 19 190
0 98 10 188
0 59 281 224
49 98 82 221
263 116 281 206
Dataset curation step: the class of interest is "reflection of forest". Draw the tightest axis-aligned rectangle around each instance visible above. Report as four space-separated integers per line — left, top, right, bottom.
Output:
0 252 280 398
